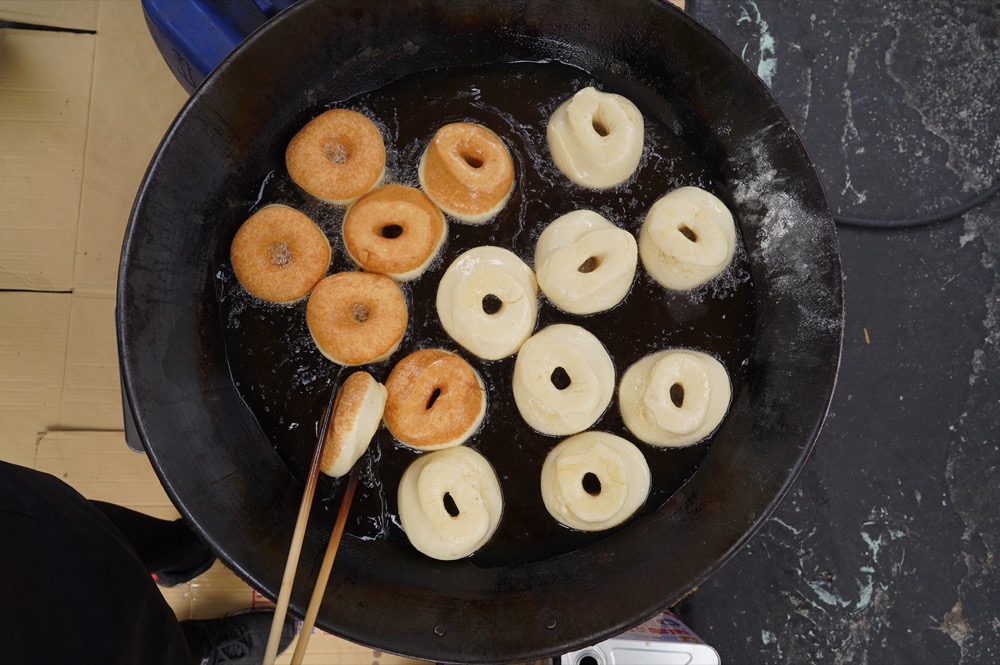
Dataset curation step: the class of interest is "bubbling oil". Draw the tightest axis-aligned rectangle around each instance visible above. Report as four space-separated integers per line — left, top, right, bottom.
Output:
218 61 756 567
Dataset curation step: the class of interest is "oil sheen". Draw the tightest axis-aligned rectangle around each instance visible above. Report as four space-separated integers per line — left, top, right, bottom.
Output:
217 61 757 567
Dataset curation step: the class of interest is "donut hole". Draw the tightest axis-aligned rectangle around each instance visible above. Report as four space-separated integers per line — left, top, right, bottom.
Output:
380 224 404 239
670 382 685 408
460 151 484 169
267 241 292 268
426 387 442 410
591 116 610 137
350 302 369 323
442 492 460 517
582 472 602 496
577 255 601 273
481 294 503 315
550 366 572 390
678 224 698 242
322 141 350 164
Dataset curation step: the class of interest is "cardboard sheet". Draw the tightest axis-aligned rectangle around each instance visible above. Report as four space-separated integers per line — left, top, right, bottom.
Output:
0 292 70 467
0 29 94 291
57 292 123 430
0 0 182 453
0 0 99 31
35 429 178 519
73 3 187 295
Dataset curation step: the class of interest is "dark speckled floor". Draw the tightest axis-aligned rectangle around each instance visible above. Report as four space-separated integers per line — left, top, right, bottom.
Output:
676 2 1000 663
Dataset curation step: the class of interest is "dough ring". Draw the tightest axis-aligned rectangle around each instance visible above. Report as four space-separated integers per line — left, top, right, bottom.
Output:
229 205 331 304
285 108 385 205
305 272 407 366
639 186 737 290
618 348 732 447
383 349 487 450
546 86 644 189
397 446 504 560
436 246 538 360
418 122 514 224
342 184 447 282
319 371 387 478
540 431 650 532
512 324 615 436
534 209 638 314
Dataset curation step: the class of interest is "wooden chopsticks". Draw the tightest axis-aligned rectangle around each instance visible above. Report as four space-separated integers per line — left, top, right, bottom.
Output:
263 392 346 665
289 471 359 664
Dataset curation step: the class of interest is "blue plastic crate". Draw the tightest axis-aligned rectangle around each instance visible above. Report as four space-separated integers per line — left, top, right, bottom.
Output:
142 0 298 92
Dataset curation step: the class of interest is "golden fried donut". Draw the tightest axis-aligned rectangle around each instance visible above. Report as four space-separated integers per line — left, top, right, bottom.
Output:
342 184 447 281
397 446 503 560
540 431 650 532
305 272 407 366
286 109 385 205
618 348 732 447
417 122 514 224
229 204 331 304
319 371 387 478
383 349 486 450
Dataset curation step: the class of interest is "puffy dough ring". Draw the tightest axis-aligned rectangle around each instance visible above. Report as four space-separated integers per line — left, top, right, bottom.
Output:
534 209 638 314
436 246 538 360
512 324 615 436
305 272 407 366
286 109 385 205
540 431 650 532
418 122 514 224
342 184 447 281
319 371 387 478
639 186 737 290
397 446 503 560
546 86 644 189
230 205 331 304
383 349 486 451
618 349 732 447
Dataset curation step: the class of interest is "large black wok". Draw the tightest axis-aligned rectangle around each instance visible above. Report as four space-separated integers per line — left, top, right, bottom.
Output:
118 0 843 661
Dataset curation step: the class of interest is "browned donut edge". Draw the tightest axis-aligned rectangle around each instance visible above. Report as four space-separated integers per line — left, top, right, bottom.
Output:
306 272 408 366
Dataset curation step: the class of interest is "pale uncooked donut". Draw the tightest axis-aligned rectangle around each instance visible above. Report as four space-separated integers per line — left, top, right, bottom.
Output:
397 446 503 560
319 371 386 478
512 324 615 436
436 246 538 360
546 86 644 189
540 431 650 532
618 349 731 447
534 210 637 314
639 187 736 290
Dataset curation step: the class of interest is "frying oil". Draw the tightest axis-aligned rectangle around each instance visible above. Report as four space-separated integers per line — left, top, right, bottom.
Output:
217 61 756 567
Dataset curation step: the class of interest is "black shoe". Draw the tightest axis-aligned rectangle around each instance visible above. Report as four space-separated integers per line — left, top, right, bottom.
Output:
180 609 296 665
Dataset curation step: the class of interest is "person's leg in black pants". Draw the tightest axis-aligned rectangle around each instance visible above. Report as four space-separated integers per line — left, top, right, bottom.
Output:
90 501 215 586
0 461 294 665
